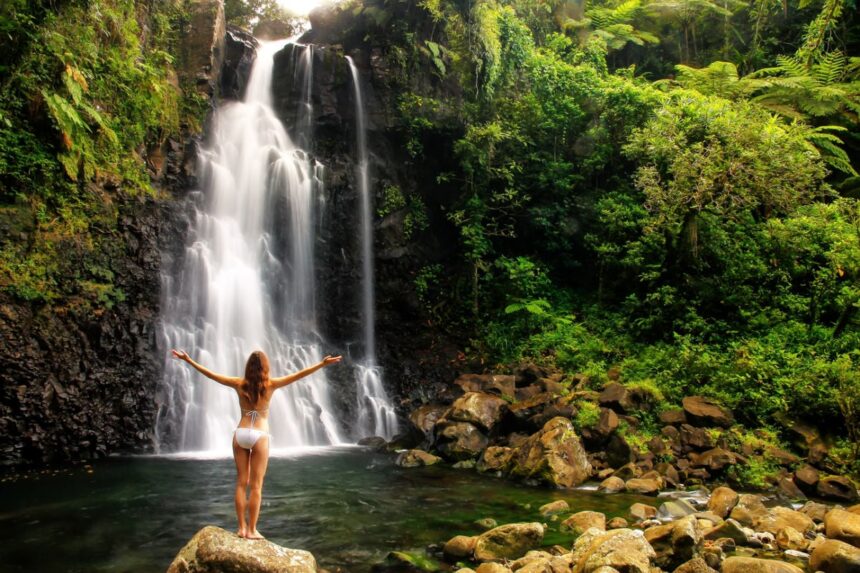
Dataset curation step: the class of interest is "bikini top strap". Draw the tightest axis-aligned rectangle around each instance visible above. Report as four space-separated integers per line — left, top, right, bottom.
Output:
243 408 268 428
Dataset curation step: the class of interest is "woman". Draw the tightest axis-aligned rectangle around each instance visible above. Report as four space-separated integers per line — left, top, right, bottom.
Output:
171 348 342 540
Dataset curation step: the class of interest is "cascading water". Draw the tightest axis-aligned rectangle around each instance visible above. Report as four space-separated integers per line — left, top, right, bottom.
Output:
155 40 344 454
346 56 399 439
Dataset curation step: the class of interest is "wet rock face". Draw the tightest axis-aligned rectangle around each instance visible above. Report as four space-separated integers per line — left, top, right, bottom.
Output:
269 38 463 414
220 27 259 100
179 0 226 98
0 192 171 464
0 1 217 464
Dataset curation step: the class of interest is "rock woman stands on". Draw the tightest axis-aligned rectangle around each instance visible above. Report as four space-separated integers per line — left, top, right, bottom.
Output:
171 348 342 539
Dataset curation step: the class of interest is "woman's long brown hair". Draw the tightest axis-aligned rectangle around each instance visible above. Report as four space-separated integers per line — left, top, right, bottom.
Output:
242 350 270 405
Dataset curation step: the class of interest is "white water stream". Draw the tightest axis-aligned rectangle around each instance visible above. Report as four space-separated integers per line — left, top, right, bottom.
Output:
347 56 398 439
156 41 345 454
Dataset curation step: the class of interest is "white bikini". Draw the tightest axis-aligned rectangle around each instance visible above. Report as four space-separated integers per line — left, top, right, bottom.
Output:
234 409 269 450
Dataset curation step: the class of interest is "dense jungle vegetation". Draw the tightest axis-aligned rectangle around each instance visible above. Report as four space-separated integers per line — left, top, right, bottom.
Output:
1 0 859 481
332 0 860 479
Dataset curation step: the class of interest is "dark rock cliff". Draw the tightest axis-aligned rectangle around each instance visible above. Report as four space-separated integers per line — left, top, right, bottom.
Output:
269 14 467 424
0 0 226 465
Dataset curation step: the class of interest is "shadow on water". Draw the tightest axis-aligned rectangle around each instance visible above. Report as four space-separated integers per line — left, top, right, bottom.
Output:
0 448 654 572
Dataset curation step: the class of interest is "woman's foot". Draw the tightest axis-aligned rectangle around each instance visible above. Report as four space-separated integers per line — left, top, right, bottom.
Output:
246 529 264 540
237 526 247 538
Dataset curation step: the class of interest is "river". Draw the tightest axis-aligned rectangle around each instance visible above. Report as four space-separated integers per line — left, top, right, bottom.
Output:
0 448 655 572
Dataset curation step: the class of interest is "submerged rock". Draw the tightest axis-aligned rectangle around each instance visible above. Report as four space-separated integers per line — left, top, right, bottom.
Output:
720 556 803 573
166 526 317 573
539 500 570 517
373 551 441 572
395 449 442 467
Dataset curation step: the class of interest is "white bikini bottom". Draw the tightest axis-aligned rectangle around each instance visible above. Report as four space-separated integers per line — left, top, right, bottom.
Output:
234 428 269 450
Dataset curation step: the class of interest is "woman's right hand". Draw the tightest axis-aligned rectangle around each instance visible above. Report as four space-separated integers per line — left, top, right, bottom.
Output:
322 355 342 366
171 349 190 362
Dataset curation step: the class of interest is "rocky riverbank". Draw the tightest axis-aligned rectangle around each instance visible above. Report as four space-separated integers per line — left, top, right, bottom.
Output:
355 366 860 573
374 367 858 504
415 493 860 573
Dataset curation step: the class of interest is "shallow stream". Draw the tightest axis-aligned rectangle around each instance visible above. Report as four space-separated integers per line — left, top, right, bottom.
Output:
0 448 654 572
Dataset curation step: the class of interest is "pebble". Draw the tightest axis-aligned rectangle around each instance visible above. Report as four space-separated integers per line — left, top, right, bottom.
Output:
783 549 809 560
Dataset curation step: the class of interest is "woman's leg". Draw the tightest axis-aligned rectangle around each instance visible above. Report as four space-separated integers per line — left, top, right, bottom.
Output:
246 436 270 539
232 436 251 537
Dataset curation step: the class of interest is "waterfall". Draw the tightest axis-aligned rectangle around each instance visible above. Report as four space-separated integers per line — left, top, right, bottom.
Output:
155 41 344 454
346 56 399 439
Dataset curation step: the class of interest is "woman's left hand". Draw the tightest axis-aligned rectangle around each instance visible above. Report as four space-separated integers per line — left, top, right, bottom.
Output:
322 355 342 366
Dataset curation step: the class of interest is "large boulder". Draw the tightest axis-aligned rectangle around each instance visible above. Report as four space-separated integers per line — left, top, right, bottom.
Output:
800 500 829 523
473 523 545 562
435 421 488 461
644 515 702 569
562 511 606 535
475 564 513 573
680 425 715 451
598 383 655 414
166 526 317 573
454 374 517 397
689 448 737 472
625 476 662 495
775 526 807 551
580 408 619 447
703 519 750 545
729 494 769 527
443 535 477 560
675 557 718 573
720 556 803 573
598 476 626 494
448 392 509 432
477 446 515 474
793 465 820 493
809 539 860 573
818 476 860 503
605 433 635 468
570 528 656 573
508 417 592 488
507 393 556 429
826 509 860 548
658 499 698 521
754 506 815 535
708 487 740 519
681 396 734 428
409 404 448 441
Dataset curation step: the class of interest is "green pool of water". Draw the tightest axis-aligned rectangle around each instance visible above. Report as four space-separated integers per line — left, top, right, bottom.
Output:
0 448 655 572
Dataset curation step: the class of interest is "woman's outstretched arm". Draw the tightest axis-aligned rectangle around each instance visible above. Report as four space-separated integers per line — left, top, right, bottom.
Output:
271 355 342 390
171 349 242 389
